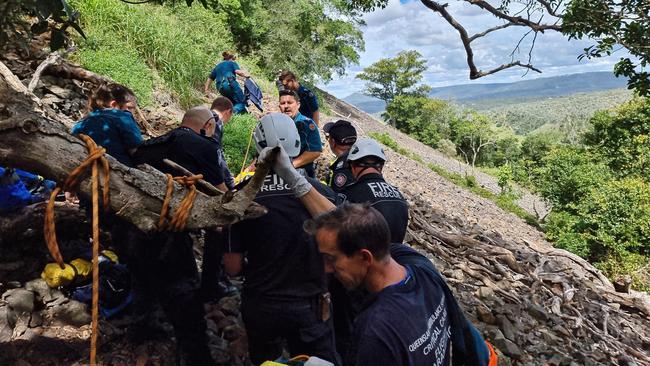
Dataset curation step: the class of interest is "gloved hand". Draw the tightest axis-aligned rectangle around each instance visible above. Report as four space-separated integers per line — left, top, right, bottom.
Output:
259 146 312 197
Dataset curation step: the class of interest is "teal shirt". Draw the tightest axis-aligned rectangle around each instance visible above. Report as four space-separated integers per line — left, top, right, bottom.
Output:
71 109 143 167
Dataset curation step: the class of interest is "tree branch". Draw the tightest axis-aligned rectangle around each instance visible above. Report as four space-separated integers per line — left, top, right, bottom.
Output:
464 0 563 32
469 22 518 43
421 0 543 79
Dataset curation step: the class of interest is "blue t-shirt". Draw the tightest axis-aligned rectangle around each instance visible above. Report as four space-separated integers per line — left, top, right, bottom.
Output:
297 85 319 119
71 109 143 167
209 60 240 84
350 261 452 366
293 112 322 176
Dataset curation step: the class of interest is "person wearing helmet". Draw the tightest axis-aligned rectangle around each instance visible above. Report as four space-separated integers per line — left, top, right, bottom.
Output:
279 89 323 178
323 120 357 193
341 138 409 243
223 113 341 365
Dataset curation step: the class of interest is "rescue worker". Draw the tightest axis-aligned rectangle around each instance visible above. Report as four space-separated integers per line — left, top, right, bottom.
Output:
323 120 357 193
261 152 497 366
210 96 235 190
279 89 322 178
223 113 340 365
278 70 320 126
201 98 238 301
128 106 230 366
341 138 409 243
204 51 250 114
307 203 496 366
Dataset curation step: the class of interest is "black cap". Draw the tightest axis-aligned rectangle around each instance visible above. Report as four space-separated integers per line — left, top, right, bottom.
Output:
323 120 357 145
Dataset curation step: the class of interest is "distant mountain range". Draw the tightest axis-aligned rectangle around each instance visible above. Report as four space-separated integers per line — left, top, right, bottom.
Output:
343 71 629 114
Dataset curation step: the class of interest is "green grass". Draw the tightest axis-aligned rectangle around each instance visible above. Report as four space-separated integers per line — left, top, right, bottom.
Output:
222 114 258 174
71 0 236 108
75 42 155 106
369 132 539 227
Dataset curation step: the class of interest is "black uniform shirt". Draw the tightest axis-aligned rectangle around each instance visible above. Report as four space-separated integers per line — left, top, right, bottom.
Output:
133 127 225 186
327 152 355 193
226 172 335 299
340 173 409 243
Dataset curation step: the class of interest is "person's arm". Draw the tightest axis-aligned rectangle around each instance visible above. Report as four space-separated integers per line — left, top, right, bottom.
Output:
312 110 320 126
258 146 334 217
235 69 249 78
298 186 335 217
292 150 321 169
204 77 214 94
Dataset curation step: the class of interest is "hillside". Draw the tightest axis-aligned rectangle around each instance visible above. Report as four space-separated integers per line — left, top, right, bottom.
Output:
1 14 650 366
344 71 630 115
480 88 633 135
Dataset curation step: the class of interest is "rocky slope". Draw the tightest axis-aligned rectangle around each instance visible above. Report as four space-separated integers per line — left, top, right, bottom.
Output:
321 91 650 365
1 46 649 366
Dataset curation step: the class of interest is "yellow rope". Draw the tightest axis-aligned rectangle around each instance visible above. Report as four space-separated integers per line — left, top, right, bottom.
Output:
239 126 255 174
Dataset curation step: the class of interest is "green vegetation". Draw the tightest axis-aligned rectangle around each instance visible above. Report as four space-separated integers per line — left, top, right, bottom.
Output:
369 132 538 226
474 89 633 135
68 0 363 107
71 0 234 107
357 50 431 104
222 114 258 175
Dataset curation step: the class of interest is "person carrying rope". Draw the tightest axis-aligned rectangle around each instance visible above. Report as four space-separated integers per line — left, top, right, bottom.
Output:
204 50 250 114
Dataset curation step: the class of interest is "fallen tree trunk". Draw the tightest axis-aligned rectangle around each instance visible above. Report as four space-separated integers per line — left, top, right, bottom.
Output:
0 202 87 244
0 61 268 233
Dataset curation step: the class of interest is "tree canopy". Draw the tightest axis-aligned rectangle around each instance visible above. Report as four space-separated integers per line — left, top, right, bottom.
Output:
356 50 431 104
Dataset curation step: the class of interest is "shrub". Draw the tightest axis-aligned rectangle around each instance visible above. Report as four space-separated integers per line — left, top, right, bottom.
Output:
222 114 258 174
535 147 611 210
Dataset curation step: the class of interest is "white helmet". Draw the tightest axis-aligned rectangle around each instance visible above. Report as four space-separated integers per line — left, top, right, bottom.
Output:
347 138 387 162
253 112 301 158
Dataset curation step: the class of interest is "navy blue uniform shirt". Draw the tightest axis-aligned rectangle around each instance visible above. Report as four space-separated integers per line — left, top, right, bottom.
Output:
293 112 323 178
327 152 355 193
297 85 319 119
227 173 335 299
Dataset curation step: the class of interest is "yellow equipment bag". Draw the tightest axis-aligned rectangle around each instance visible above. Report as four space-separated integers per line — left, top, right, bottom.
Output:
41 263 76 288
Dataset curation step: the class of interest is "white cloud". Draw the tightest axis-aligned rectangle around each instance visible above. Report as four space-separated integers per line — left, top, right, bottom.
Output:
319 0 623 98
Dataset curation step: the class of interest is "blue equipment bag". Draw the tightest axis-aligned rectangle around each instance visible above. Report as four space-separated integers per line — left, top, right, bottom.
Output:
245 77 264 112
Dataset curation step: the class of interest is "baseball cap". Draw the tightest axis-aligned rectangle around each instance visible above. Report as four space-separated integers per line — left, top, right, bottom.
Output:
323 120 357 145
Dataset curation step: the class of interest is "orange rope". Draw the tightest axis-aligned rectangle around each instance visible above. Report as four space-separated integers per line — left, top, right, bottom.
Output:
159 174 203 231
43 134 109 366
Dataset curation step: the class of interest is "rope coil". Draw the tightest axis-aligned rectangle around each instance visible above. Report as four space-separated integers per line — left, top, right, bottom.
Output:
158 173 203 231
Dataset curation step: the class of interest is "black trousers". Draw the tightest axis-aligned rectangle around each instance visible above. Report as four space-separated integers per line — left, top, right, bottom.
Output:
241 292 341 365
111 220 215 366
200 229 224 301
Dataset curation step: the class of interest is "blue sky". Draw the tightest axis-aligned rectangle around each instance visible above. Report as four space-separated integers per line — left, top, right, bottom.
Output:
318 0 625 98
